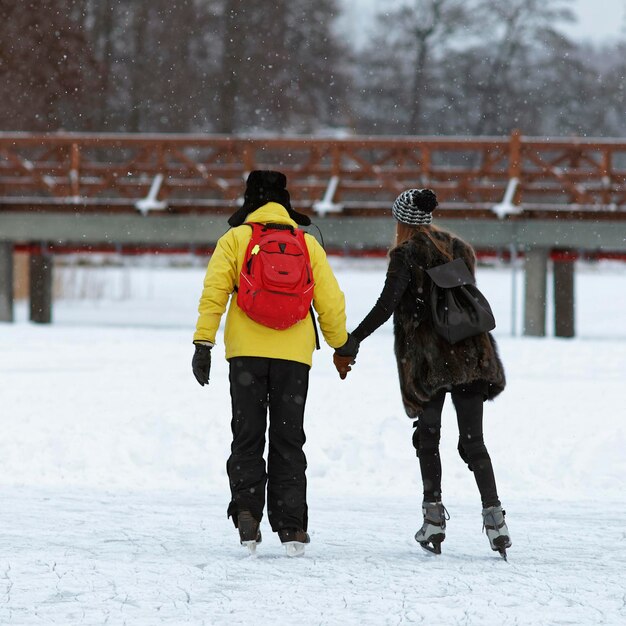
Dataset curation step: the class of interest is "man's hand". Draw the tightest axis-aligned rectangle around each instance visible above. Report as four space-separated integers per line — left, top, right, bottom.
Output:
192 343 212 386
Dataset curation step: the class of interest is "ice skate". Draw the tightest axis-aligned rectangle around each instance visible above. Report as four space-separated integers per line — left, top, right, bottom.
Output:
238 510 262 555
482 505 511 560
415 501 449 554
278 528 310 557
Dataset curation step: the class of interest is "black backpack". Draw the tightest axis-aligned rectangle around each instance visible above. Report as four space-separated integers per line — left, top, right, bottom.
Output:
425 258 495 345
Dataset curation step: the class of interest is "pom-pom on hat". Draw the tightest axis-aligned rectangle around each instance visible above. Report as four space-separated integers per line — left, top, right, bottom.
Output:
391 188 438 225
228 170 311 227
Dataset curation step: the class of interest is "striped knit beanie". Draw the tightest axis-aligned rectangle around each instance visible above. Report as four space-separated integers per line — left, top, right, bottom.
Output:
391 189 438 225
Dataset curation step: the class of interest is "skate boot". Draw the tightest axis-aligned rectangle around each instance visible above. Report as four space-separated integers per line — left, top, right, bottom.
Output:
238 510 262 555
415 501 449 554
482 505 512 560
278 528 310 557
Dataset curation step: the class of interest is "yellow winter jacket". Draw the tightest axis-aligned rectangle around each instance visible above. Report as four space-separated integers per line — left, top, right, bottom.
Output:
193 202 348 366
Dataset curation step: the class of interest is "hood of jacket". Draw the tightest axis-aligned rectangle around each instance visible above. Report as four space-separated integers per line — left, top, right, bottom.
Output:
228 198 311 227
240 202 300 228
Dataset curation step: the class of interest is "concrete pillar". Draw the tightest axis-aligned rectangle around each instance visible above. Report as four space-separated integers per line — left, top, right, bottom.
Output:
0 241 14 322
523 247 549 337
553 252 575 338
29 250 53 324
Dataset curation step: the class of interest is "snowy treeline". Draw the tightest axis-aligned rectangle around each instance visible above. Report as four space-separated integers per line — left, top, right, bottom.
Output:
1 0 624 137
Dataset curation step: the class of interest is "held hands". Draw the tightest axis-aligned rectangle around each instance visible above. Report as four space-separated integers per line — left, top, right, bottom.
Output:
333 353 355 380
192 343 212 386
333 333 360 380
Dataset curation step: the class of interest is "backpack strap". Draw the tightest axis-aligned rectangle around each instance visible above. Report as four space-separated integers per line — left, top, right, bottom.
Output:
242 223 263 276
310 307 320 351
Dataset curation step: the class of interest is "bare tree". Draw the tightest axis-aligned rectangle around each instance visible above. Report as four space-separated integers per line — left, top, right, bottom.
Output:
405 0 473 133
468 0 576 135
214 0 242 133
354 0 476 134
83 0 219 132
0 0 98 130
213 0 347 133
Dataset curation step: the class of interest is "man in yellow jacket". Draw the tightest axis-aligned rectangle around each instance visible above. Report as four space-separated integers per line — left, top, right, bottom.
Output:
192 170 358 556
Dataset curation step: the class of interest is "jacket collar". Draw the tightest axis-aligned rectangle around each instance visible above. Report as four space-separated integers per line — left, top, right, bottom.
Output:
243 202 299 227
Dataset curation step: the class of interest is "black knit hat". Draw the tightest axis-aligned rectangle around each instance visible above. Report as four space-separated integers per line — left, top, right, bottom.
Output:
228 170 311 227
391 189 438 225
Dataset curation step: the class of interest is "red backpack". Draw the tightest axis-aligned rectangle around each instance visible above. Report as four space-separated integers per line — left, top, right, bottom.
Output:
237 223 315 330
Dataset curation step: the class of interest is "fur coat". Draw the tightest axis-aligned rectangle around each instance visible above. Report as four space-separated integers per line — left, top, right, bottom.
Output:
392 228 506 418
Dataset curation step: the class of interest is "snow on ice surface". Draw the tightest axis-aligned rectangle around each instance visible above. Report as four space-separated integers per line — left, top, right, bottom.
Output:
1 260 625 625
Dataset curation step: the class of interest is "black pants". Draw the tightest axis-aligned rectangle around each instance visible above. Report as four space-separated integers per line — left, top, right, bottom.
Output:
413 384 501 508
226 356 310 532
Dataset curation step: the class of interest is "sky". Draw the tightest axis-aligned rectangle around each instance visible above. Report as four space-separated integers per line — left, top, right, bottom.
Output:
565 0 626 41
339 0 626 47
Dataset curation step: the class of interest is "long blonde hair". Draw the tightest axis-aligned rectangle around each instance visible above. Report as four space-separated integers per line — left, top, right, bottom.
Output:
393 222 453 261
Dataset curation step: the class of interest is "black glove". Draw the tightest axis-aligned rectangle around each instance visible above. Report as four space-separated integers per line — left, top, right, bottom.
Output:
192 343 212 386
335 333 360 358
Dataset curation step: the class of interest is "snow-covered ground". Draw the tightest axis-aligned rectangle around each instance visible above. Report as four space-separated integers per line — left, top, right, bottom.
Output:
1 259 625 625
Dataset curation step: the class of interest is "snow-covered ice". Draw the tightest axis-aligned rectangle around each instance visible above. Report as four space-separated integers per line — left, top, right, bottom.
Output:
1 259 625 624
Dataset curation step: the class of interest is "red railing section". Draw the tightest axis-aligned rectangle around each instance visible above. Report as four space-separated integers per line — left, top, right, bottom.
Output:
1 131 625 220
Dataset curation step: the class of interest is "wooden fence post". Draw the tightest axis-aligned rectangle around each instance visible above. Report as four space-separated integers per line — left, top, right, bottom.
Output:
0 241 14 322
553 250 575 338
29 248 53 324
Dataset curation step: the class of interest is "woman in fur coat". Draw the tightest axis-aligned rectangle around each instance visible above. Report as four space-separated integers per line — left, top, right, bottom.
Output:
345 188 511 557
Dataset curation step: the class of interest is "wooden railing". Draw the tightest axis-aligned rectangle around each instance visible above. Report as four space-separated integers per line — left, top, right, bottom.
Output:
0 131 625 220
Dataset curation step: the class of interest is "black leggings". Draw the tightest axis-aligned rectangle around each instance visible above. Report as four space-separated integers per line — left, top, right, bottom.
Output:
413 386 500 508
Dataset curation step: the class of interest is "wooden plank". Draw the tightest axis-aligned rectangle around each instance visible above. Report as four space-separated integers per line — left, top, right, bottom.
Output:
0 242 13 322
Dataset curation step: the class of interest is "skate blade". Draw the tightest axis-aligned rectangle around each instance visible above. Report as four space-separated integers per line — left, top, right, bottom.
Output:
283 541 306 557
241 540 258 556
419 541 442 555
493 536 510 561
416 532 444 555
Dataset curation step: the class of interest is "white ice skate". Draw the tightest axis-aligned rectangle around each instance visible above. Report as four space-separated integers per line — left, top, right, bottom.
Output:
279 528 310 557
238 510 262 555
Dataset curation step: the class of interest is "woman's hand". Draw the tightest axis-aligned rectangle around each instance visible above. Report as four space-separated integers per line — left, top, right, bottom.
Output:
333 334 360 380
